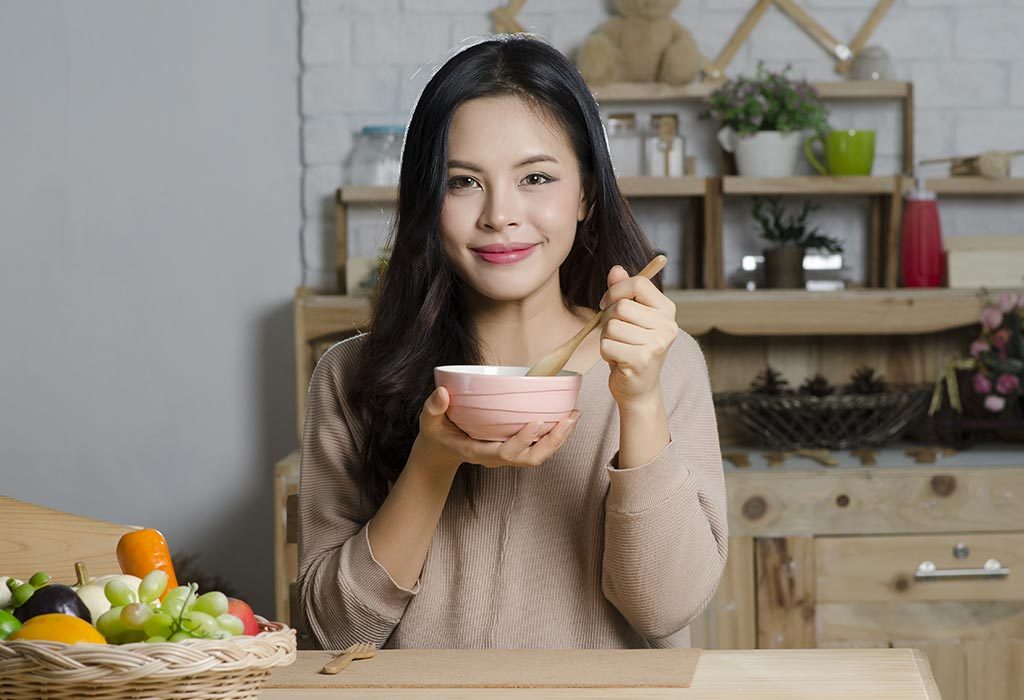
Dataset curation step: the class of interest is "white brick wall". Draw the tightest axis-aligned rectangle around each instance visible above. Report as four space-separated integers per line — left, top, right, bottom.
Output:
299 0 1024 290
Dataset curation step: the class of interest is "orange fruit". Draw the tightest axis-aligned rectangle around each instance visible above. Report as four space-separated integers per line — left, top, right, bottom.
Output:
9 613 106 645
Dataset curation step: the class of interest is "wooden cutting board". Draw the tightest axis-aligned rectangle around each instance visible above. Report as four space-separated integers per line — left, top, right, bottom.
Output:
265 649 701 688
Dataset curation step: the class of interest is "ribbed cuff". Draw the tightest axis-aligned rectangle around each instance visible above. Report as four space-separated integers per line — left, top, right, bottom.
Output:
339 523 419 621
605 440 690 515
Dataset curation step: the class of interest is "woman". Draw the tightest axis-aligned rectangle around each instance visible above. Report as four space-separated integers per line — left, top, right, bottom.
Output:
298 34 726 650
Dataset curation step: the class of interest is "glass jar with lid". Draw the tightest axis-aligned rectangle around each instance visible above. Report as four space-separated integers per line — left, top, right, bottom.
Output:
644 113 686 177
348 125 405 186
606 112 642 177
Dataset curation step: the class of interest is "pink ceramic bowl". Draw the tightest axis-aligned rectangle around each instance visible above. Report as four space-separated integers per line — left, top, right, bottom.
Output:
434 365 582 442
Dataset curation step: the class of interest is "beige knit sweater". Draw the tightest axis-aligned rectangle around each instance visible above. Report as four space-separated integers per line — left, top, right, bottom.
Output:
297 331 727 650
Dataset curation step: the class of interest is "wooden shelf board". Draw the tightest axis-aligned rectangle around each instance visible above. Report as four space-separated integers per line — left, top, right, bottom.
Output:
300 293 372 340
340 178 707 203
922 177 1024 196
299 289 989 339
591 80 910 103
339 186 397 203
617 176 706 197
723 176 896 196
669 288 986 335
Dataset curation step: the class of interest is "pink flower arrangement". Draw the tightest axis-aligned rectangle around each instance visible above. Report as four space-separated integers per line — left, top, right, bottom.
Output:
970 293 1024 413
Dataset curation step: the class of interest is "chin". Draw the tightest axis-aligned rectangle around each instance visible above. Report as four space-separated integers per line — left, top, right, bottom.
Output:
473 277 547 303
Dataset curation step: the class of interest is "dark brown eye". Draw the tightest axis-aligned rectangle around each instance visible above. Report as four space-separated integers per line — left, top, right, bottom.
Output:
448 176 477 189
523 173 552 186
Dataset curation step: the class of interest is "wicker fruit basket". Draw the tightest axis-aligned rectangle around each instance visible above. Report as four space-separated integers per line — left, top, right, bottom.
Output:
0 618 295 700
714 386 933 449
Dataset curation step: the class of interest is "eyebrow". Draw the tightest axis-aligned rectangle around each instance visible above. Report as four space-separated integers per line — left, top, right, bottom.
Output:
447 154 559 171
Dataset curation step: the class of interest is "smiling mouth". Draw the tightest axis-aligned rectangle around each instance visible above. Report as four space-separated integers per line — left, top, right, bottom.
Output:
471 243 539 265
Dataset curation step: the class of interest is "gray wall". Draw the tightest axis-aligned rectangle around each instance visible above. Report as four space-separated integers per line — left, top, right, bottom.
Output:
0 0 301 616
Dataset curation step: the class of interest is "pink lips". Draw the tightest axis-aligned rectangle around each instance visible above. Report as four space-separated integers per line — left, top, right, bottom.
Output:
472 243 538 265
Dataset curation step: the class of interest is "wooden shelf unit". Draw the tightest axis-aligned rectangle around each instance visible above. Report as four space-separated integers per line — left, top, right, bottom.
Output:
335 176 713 292
335 82 918 291
591 80 915 174
592 80 914 290
291 286 992 438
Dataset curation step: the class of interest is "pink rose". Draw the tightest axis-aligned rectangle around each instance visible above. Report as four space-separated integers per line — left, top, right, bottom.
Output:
998 293 1020 313
984 394 1006 413
993 329 1011 350
973 372 993 395
970 340 990 359
995 373 1021 395
981 307 1003 331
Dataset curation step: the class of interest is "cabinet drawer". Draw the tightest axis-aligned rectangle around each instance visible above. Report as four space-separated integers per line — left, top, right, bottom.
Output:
816 533 1024 603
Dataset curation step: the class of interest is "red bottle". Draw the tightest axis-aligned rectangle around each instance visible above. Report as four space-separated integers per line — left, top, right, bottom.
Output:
901 177 944 287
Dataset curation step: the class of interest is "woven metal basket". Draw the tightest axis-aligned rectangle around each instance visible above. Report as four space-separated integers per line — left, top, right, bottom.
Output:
0 619 295 700
714 386 933 450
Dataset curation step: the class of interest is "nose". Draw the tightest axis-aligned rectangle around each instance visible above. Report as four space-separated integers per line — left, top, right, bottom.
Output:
478 182 521 232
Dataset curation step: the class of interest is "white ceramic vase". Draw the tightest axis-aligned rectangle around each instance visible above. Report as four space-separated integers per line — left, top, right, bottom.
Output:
717 128 803 178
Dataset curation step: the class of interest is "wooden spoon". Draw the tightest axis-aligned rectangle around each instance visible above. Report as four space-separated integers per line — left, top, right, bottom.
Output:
320 641 376 674
525 255 668 377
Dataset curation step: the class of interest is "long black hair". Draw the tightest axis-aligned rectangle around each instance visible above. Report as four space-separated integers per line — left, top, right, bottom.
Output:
349 34 657 509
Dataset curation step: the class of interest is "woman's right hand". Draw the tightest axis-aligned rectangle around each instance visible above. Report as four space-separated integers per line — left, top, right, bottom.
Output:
413 387 581 471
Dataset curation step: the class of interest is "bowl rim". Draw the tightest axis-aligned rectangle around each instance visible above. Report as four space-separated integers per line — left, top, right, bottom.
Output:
434 365 581 379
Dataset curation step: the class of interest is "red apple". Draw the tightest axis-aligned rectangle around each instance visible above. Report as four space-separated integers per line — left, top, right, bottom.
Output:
227 597 259 636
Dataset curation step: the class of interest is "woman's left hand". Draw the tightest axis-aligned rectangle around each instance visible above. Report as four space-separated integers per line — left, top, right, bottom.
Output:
598 265 678 409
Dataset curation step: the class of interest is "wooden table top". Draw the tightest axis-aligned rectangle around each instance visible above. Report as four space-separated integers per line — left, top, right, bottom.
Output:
261 648 941 698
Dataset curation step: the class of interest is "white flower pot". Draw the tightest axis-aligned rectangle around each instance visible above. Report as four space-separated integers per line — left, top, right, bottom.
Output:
717 128 803 178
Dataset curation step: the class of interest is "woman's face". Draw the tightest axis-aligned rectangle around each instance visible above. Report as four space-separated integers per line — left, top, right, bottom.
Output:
440 95 588 304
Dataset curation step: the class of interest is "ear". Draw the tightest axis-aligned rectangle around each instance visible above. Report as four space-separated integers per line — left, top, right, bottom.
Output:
577 180 594 222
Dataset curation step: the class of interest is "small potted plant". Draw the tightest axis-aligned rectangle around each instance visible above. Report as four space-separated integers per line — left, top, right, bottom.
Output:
752 197 843 288
703 63 828 177
963 292 1024 424
930 292 1024 445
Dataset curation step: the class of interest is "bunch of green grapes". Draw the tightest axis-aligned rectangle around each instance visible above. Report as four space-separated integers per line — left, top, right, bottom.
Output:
94 571 246 644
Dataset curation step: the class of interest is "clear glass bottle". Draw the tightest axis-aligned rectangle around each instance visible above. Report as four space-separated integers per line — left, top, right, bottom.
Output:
606 113 642 178
348 125 405 186
644 113 686 177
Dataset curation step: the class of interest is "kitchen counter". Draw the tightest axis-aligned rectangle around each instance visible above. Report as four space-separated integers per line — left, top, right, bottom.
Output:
261 648 941 698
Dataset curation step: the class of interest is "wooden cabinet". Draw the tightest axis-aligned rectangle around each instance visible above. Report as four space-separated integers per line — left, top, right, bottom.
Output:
691 453 1024 700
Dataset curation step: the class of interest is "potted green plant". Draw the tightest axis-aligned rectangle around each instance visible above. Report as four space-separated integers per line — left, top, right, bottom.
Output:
703 63 828 177
752 197 843 288
930 292 1024 445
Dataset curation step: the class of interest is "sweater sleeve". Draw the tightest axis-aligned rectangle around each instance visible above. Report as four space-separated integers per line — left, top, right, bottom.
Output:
600 331 728 642
296 337 418 650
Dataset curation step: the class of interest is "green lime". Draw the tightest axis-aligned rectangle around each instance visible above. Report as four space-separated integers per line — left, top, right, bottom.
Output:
0 609 21 640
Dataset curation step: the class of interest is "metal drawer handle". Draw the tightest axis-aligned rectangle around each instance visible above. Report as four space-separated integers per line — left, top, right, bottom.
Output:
915 558 1009 580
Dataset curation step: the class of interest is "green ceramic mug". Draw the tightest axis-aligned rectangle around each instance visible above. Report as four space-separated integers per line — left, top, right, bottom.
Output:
804 129 876 176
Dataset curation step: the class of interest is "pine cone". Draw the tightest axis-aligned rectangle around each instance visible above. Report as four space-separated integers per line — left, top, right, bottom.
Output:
847 366 887 394
799 373 835 397
751 366 790 395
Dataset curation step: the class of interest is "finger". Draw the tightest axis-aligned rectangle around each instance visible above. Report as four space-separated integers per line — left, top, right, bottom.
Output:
424 387 449 415
603 317 653 346
496 420 544 463
606 298 662 331
515 410 581 465
600 275 670 312
606 265 629 290
600 337 641 365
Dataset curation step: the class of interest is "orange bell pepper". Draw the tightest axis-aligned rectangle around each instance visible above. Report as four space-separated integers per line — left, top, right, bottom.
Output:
116 528 179 596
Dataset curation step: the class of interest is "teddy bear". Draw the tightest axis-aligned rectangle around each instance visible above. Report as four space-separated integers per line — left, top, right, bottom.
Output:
576 0 701 86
